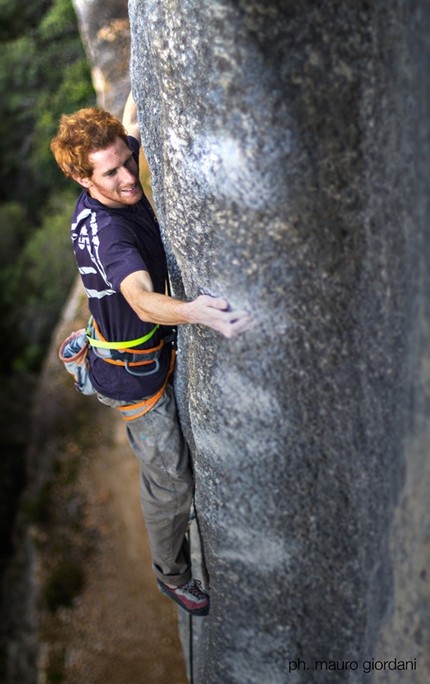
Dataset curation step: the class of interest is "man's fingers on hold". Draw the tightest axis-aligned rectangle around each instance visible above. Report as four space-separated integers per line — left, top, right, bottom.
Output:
223 313 254 337
229 310 251 321
227 311 252 325
209 297 229 310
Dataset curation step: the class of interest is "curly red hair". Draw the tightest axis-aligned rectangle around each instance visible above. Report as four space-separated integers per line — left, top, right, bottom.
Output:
50 107 129 179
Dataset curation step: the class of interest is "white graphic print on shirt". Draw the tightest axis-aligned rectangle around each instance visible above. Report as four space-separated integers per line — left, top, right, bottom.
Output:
72 209 116 300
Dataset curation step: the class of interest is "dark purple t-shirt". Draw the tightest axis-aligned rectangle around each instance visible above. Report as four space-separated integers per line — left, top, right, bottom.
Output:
71 137 170 401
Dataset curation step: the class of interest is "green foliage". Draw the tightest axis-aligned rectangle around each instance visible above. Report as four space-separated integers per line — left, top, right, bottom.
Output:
46 651 66 684
30 57 94 189
0 0 95 210
0 436 26 561
43 560 85 612
9 190 79 372
0 0 94 372
0 0 51 40
0 5 94 670
38 0 77 39
22 480 53 525
0 202 31 268
0 36 38 196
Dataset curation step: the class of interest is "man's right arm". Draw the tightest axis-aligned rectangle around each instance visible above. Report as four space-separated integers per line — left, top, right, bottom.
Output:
120 270 253 339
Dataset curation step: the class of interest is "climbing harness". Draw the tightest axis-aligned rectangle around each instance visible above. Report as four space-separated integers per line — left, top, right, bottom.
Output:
85 316 177 420
116 349 176 421
59 317 176 406
86 316 168 377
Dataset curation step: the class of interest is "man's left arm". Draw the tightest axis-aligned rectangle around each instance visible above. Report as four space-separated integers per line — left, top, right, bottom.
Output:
121 270 253 339
122 91 140 143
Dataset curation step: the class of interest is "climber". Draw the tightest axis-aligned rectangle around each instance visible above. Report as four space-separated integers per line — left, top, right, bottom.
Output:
51 93 252 617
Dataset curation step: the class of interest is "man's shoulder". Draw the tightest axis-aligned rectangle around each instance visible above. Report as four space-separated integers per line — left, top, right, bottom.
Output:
127 135 141 166
72 192 126 228
72 191 91 228
72 198 131 253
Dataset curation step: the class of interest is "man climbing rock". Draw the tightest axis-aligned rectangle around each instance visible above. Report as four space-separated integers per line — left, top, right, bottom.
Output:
51 94 252 616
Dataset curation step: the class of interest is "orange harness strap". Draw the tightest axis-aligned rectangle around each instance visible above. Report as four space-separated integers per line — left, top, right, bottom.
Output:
117 350 176 421
91 318 164 368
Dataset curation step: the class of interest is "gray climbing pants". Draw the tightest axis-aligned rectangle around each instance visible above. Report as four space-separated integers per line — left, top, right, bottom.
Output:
97 383 193 587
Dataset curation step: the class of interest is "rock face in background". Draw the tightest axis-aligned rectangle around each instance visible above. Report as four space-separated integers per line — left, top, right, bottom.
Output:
129 1 430 682
72 0 130 116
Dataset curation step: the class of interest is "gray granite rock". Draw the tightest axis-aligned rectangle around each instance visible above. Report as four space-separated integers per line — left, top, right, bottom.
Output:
72 0 130 117
129 1 429 682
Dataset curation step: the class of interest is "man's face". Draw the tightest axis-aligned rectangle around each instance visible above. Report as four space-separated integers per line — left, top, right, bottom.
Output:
78 137 144 208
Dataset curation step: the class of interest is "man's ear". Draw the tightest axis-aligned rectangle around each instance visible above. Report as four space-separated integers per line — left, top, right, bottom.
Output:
72 175 92 189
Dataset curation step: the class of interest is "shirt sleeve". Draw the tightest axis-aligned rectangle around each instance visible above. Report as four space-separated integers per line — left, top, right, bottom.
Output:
128 135 140 164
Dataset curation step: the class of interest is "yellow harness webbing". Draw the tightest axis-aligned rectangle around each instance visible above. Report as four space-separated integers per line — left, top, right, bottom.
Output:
86 317 164 371
86 316 159 350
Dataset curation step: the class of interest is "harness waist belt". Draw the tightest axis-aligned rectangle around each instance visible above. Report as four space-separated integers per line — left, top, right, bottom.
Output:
86 317 168 377
86 316 159 350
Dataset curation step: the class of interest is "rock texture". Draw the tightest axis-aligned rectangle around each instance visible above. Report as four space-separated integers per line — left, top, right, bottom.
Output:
72 0 131 116
129 1 430 682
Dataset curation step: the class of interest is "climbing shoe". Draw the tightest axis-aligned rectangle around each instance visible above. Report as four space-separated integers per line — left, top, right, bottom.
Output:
157 578 210 616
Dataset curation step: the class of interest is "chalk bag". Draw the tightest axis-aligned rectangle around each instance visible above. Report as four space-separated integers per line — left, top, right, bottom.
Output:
58 329 96 395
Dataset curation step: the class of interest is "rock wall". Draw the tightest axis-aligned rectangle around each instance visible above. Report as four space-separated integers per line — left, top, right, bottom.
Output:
72 0 130 116
129 1 430 682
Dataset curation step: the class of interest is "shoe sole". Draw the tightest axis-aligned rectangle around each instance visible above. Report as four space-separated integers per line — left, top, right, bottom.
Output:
157 580 210 616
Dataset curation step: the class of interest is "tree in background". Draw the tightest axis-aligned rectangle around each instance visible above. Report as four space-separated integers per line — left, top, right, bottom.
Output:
0 0 95 371
0 0 95 597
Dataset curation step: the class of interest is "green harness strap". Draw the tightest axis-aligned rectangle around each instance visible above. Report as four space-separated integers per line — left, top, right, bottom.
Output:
86 318 160 350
